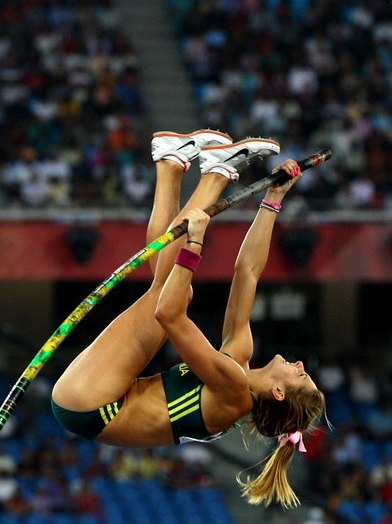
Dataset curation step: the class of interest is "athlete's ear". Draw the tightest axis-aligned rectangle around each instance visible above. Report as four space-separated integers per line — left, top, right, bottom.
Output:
272 386 285 401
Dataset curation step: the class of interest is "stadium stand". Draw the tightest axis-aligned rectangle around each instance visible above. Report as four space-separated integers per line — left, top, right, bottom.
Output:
165 0 392 214
1 1 392 523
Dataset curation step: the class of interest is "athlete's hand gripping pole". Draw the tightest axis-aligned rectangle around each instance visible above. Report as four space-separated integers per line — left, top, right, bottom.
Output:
0 148 332 430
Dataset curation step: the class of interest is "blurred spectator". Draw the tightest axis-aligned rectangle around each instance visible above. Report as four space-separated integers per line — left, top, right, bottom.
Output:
20 169 48 208
178 442 215 487
37 465 71 513
367 398 392 441
330 426 363 467
138 449 158 479
17 447 40 479
286 55 319 98
3 486 28 517
29 484 57 514
370 457 392 503
108 448 138 481
0 445 17 476
121 161 153 207
58 439 82 481
302 506 329 524
305 425 330 488
0 459 18 512
382 506 392 524
72 477 102 517
0 445 19 509
349 366 379 413
317 358 346 395
347 173 377 209
165 456 195 489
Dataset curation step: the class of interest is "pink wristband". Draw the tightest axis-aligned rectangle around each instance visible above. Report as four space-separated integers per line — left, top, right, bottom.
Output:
175 248 202 272
260 199 282 213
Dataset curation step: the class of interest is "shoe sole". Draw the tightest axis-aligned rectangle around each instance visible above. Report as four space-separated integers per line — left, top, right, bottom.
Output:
201 138 280 155
153 129 233 145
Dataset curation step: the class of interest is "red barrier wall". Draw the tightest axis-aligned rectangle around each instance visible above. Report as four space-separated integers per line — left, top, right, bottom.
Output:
0 221 391 281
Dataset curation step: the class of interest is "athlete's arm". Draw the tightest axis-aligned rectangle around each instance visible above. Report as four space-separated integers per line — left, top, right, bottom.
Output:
155 209 249 403
221 160 302 368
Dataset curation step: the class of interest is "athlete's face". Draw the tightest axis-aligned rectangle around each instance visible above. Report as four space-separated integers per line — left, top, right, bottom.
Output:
267 354 317 392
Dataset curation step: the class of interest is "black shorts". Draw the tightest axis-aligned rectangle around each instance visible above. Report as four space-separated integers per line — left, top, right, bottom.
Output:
51 397 124 440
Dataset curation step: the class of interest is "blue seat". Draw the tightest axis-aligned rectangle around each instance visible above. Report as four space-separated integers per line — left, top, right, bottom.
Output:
0 516 23 524
290 0 311 20
76 440 96 467
77 515 100 524
363 501 386 524
195 489 234 524
354 403 378 425
382 440 392 460
338 501 364 523
50 515 74 524
90 477 111 493
3 439 22 460
361 440 382 470
18 477 35 498
35 412 64 437
26 515 54 524
63 464 83 482
326 391 354 426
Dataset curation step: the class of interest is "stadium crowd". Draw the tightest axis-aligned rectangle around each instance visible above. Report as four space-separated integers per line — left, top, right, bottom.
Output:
0 0 153 211
304 356 392 523
168 0 392 213
0 0 391 212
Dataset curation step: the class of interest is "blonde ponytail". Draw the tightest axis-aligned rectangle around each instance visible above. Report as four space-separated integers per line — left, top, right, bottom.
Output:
237 385 327 508
237 441 298 508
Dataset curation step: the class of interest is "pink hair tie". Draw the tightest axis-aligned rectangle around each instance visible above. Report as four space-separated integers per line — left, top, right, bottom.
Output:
175 248 202 272
279 431 307 453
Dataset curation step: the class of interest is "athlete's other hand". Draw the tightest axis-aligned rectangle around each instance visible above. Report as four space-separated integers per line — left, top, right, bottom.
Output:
267 159 302 199
184 208 210 245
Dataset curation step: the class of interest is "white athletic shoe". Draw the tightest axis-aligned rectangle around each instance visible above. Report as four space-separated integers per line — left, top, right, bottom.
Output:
199 138 281 182
151 130 233 171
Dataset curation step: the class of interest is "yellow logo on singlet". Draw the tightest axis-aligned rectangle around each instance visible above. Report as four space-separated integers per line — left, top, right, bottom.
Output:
179 363 189 376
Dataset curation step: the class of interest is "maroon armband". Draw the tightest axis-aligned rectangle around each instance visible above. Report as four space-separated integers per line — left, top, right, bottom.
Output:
175 248 202 272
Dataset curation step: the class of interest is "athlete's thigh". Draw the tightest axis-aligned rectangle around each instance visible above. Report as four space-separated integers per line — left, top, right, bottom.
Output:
53 289 167 409
89 288 167 373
